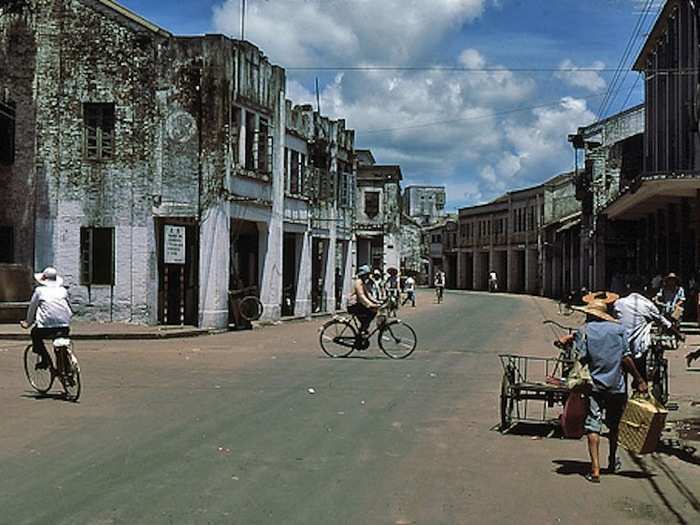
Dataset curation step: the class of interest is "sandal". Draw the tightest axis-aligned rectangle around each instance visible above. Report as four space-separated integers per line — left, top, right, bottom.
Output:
607 457 622 474
584 473 600 483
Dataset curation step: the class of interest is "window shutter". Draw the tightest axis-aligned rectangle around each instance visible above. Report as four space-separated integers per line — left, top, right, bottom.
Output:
266 134 274 176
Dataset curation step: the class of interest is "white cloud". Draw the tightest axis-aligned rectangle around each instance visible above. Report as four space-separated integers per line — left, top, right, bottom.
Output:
212 1 598 210
554 59 607 93
213 0 489 65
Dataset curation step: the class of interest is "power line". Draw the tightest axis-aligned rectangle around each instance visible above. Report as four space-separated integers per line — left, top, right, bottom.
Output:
597 0 654 118
286 65 700 74
358 93 604 135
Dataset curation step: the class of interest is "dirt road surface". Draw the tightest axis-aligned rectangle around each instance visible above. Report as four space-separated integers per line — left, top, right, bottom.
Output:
1 291 698 524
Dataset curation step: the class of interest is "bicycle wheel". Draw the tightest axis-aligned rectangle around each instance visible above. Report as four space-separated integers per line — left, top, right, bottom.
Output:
379 321 417 359
59 348 81 402
319 319 357 358
240 296 263 322
23 345 54 394
651 358 669 406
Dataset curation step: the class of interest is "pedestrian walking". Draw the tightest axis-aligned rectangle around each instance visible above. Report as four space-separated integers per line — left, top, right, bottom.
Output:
402 275 416 307
561 299 647 483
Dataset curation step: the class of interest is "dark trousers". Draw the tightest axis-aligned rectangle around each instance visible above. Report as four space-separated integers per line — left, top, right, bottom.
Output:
348 304 377 334
31 326 70 363
402 291 415 307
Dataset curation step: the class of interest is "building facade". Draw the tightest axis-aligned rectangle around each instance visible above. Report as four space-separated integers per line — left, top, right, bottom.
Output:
402 185 446 226
0 0 358 327
355 151 402 272
456 186 543 294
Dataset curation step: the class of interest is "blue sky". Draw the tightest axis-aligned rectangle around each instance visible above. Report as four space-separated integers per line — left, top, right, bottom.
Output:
120 0 661 210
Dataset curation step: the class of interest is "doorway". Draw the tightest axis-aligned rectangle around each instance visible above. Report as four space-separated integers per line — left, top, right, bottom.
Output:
156 219 199 326
282 232 300 317
312 237 328 313
229 220 260 325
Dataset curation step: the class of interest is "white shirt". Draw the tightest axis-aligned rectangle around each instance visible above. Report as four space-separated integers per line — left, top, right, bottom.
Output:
613 293 671 359
404 277 416 292
26 285 72 328
489 272 497 281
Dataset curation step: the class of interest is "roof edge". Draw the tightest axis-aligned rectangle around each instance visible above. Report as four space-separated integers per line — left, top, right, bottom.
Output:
91 0 172 37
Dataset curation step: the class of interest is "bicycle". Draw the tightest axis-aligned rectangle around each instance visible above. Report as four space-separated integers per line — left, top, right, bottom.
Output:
24 336 81 402
648 328 674 406
435 286 444 304
319 306 417 359
385 291 400 318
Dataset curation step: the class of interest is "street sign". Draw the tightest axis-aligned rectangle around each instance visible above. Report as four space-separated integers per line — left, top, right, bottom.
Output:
164 225 186 265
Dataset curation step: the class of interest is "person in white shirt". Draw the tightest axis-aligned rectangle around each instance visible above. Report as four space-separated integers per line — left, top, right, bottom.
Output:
488 270 498 293
613 278 682 381
655 273 686 322
20 267 72 370
402 276 416 307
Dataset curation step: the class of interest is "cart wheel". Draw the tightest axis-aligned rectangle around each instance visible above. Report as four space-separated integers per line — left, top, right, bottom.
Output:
500 371 515 433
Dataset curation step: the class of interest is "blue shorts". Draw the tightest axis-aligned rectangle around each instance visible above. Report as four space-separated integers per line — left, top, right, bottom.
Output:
584 392 627 434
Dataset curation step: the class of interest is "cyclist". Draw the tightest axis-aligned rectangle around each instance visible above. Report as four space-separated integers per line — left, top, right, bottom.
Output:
434 268 446 302
347 265 381 340
655 273 685 323
20 267 72 370
488 270 498 293
613 278 683 383
384 267 401 317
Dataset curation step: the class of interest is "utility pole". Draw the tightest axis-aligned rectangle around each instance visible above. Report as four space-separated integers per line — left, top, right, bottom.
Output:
315 77 321 113
240 0 246 41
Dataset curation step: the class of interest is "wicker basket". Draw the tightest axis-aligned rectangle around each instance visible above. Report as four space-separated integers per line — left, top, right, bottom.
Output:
618 394 667 454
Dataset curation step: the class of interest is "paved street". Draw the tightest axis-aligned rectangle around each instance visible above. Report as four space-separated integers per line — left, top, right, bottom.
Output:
1 290 698 525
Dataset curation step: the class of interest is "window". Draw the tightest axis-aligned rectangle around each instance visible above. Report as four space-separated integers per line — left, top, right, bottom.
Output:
364 191 380 218
257 119 273 175
84 103 115 160
245 111 256 171
0 101 15 165
0 226 13 263
80 227 115 285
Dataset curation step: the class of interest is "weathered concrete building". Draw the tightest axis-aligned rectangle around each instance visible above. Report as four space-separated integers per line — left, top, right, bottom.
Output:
570 105 644 291
355 150 402 271
399 213 425 279
456 186 543 294
541 172 582 298
0 0 356 327
402 185 446 226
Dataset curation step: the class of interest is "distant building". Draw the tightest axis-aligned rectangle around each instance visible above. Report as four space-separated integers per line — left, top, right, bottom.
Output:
355 152 402 271
403 186 446 226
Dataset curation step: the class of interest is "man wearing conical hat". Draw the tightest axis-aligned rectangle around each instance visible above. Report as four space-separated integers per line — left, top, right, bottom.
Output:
561 299 647 483
20 267 72 370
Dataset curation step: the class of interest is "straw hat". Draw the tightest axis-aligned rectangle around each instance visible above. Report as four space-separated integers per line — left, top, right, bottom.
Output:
582 290 619 305
34 267 64 287
574 299 618 322
664 272 680 284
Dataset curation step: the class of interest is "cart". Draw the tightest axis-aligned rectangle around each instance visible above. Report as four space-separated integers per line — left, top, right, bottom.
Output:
498 320 576 434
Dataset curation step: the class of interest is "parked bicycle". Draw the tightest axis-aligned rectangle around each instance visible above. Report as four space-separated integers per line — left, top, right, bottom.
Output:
24 336 81 402
319 305 417 359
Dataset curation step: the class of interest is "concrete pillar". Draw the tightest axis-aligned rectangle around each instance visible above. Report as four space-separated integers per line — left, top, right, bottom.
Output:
198 204 231 328
295 231 312 318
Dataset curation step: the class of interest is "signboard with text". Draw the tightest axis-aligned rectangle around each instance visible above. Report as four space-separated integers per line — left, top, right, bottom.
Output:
164 225 186 265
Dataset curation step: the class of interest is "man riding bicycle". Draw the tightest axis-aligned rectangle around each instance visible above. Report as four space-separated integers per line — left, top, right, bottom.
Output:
613 278 683 383
434 268 446 301
20 267 72 370
384 267 401 316
347 265 382 340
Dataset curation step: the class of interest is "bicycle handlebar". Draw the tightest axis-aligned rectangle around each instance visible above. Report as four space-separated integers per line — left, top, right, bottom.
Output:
543 319 577 333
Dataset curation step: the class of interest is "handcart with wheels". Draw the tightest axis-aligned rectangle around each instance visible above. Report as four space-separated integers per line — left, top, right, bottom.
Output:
498 320 576 434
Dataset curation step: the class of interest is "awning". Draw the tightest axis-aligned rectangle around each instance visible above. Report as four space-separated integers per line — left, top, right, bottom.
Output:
605 178 700 220
556 215 581 233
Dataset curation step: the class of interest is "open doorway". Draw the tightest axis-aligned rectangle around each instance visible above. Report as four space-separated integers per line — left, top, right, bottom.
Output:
229 220 260 326
282 232 301 317
312 237 329 313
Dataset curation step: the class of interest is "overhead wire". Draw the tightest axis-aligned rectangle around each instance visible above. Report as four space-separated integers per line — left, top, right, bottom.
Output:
597 0 655 118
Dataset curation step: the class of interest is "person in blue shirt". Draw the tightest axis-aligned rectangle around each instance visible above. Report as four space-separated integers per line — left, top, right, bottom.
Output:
562 299 647 483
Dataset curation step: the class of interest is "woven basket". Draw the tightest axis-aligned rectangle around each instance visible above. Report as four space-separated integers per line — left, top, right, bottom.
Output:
618 394 667 454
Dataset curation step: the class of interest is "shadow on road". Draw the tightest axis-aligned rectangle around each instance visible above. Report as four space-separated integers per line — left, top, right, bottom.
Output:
20 392 73 402
656 439 700 467
552 459 654 480
494 422 563 439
